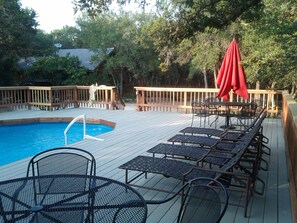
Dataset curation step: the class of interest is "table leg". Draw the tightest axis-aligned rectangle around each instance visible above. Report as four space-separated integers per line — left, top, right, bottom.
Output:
220 107 235 129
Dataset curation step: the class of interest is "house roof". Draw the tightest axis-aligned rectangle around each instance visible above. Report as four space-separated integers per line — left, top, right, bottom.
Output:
56 48 114 70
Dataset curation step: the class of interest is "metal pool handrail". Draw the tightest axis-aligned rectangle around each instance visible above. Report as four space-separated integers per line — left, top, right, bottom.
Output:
64 114 104 145
64 114 86 145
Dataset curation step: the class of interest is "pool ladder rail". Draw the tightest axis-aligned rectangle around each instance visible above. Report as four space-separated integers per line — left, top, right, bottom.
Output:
64 114 104 145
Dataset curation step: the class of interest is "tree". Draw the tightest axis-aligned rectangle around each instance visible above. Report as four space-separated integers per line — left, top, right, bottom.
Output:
72 0 296 94
24 55 89 85
0 0 55 86
50 26 84 49
72 0 263 40
0 0 38 85
77 12 160 94
240 0 297 91
174 29 230 88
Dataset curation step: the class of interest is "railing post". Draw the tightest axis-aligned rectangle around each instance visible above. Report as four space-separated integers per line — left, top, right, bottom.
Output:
110 88 115 110
136 90 145 111
27 88 31 110
49 88 53 111
184 91 187 113
74 86 79 108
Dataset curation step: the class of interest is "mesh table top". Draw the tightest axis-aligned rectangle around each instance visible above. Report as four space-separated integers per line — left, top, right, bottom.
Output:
0 174 147 223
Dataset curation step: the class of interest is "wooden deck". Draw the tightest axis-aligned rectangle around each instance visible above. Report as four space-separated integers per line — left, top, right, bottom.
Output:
0 104 292 222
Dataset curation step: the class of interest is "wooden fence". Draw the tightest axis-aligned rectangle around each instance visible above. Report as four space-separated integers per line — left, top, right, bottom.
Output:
282 91 297 222
0 86 125 112
135 87 282 116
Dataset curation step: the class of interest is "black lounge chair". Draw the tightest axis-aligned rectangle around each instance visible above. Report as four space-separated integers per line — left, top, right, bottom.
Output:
119 148 254 217
179 108 266 141
147 143 210 162
171 119 269 174
149 121 263 170
146 177 229 223
168 110 266 153
148 139 247 168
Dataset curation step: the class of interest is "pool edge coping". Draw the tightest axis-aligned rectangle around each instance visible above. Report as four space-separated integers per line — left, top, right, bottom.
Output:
0 117 116 129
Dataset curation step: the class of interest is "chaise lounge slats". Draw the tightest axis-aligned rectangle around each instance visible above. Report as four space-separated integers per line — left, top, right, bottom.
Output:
180 126 241 140
147 143 209 161
180 127 227 137
180 108 266 141
167 134 236 150
119 156 215 181
147 143 235 167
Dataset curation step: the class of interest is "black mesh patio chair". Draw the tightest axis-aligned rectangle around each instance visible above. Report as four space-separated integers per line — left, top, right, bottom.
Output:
146 177 229 223
191 101 209 127
26 147 96 177
26 147 96 222
204 97 221 128
237 102 258 127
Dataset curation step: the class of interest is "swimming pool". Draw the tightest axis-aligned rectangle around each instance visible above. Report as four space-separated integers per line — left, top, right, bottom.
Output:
0 122 113 166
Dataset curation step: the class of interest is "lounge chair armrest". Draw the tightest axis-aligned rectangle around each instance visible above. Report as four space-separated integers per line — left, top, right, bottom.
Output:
210 140 239 149
183 166 250 182
145 183 188 205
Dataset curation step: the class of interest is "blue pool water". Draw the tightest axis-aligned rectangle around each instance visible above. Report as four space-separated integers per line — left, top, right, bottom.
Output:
0 122 113 166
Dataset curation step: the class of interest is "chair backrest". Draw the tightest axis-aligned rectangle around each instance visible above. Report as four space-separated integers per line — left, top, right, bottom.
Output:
204 97 220 109
240 107 266 131
177 177 228 223
26 147 96 177
27 147 96 196
240 102 257 117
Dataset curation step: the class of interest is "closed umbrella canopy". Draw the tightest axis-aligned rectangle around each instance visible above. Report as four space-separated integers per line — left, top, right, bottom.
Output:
217 39 249 101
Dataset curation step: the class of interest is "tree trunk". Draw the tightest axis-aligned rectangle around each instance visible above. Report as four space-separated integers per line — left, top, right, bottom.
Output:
119 65 124 96
271 82 276 89
255 80 261 104
256 81 260 90
203 67 208 88
214 67 218 89
110 72 117 90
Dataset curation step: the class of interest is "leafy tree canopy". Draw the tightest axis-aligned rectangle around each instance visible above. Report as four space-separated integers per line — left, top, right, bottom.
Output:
73 0 263 40
50 26 83 49
0 0 55 85
25 55 89 85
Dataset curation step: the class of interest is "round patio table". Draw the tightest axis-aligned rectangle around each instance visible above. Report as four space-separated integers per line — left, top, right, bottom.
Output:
0 174 147 223
204 101 251 129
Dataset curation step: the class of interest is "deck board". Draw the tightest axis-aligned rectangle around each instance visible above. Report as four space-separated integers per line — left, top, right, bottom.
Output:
0 105 292 222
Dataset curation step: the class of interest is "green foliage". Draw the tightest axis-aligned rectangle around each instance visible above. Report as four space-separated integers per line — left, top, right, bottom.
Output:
30 30 56 56
25 55 89 85
77 12 160 91
1 0 295 94
0 0 54 85
50 26 84 49
241 0 297 89
170 0 263 40
176 30 229 79
72 0 148 16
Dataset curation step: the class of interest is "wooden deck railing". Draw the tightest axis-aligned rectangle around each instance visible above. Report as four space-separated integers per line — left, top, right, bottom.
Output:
282 91 297 222
135 87 282 116
0 86 125 112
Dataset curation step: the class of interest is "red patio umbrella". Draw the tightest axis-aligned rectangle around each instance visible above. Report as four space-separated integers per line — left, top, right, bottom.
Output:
216 39 249 101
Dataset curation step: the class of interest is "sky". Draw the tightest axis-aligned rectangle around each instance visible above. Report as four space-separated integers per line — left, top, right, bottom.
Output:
20 0 80 33
20 0 152 33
